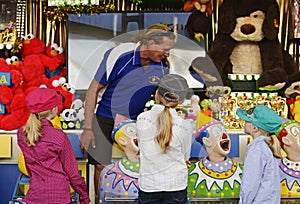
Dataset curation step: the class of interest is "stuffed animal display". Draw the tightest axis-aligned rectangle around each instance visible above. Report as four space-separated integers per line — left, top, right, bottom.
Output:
0 34 72 131
191 0 299 91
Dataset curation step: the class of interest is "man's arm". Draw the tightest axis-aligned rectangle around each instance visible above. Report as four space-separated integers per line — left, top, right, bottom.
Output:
80 79 105 152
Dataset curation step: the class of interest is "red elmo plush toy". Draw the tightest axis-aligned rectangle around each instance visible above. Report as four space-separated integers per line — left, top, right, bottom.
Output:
0 59 13 105
1 93 29 131
48 76 75 114
6 56 23 72
21 34 60 91
0 58 29 130
21 35 60 72
45 43 67 78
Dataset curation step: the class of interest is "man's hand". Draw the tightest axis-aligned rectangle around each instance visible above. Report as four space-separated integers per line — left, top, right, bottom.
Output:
80 129 96 154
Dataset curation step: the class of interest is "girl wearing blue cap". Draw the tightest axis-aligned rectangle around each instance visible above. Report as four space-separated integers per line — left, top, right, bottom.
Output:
137 74 193 204
236 105 283 204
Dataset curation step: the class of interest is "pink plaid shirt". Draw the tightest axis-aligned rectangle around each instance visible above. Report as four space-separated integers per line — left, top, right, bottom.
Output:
17 119 90 204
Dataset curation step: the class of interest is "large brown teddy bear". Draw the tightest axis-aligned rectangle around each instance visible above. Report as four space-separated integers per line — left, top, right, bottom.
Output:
192 0 295 91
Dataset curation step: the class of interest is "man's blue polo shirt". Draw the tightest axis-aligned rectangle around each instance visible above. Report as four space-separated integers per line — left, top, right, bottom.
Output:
94 42 169 119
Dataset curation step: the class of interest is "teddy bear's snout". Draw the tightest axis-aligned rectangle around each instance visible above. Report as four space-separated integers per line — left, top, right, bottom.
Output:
240 24 256 35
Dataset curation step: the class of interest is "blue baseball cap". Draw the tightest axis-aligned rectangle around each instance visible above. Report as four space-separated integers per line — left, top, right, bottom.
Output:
236 105 281 133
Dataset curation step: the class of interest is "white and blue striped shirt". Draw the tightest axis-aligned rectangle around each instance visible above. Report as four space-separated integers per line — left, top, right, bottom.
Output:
239 135 281 204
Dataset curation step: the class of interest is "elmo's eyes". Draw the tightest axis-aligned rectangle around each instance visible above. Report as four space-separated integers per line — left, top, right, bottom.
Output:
6 58 12 64
26 34 35 40
51 43 58 50
11 56 18 62
56 47 64 54
50 43 64 54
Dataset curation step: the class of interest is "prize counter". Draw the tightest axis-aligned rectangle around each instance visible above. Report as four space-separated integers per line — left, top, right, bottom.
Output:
1 128 300 203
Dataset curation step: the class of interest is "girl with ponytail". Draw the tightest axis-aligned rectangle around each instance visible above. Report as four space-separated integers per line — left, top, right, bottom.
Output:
137 74 193 204
17 88 90 204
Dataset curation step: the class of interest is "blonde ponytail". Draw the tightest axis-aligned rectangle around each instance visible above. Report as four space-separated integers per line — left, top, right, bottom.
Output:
155 91 179 153
23 110 51 146
265 135 283 158
156 107 173 153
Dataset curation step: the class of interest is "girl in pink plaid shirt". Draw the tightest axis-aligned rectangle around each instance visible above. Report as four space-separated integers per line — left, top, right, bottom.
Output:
17 88 90 204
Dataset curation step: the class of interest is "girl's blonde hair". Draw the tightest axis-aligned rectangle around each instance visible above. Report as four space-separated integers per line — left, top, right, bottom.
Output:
23 110 51 146
265 134 283 158
155 91 179 153
259 128 283 158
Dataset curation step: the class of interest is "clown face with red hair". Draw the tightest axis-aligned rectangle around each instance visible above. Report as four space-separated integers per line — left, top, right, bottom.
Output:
275 119 300 198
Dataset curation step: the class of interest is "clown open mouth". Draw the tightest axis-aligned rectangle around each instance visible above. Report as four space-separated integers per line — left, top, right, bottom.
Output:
220 140 230 151
134 138 138 147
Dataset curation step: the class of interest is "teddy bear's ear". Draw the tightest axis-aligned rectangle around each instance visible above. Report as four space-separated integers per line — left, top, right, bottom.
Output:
218 0 236 34
262 0 280 40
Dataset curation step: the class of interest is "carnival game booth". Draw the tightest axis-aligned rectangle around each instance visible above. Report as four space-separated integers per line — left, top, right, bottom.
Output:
1 0 300 203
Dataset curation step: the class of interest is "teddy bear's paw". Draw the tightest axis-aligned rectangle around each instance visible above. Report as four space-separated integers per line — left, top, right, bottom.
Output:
258 68 288 91
258 82 286 91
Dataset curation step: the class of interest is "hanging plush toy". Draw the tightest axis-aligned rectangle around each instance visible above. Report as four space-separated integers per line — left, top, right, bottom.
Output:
21 34 59 74
184 0 212 42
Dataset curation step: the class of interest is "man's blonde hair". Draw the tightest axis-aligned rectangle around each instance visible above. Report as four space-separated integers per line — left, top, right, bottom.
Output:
133 23 175 45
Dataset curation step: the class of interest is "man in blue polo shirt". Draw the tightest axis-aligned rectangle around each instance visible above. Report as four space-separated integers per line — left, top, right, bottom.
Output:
80 23 176 198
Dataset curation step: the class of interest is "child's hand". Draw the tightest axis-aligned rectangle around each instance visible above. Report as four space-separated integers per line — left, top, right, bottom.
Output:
186 160 191 168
